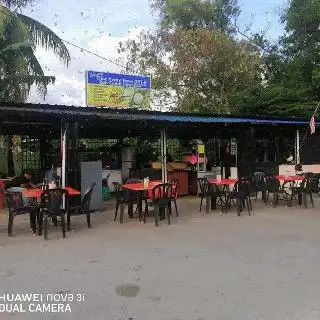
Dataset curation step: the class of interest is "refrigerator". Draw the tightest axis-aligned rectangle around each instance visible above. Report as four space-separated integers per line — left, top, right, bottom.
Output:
80 161 103 211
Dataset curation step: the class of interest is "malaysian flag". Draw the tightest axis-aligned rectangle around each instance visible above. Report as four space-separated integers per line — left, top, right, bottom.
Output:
310 115 316 134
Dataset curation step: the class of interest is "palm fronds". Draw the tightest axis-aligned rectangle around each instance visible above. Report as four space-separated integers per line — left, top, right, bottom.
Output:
0 41 32 55
17 13 71 66
0 4 70 102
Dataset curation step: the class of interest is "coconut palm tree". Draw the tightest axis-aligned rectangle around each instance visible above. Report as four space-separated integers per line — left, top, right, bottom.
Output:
0 40 55 100
0 0 71 175
0 3 70 101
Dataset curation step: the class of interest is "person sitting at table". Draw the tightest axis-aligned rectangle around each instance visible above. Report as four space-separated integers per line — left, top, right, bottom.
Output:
44 164 59 187
6 170 36 204
6 170 35 190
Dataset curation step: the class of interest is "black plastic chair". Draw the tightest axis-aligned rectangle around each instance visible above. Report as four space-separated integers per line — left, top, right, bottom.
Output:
169 179 179 217
252 172 266 201
150 183 172 226
198 178 209 212
289 178 314 208
198 178 225 212
225 178 252 216
113 182 139 222
311 174 320 196
5 191 39 237
39 188 67 240
67 183 96 230
265 176 289 207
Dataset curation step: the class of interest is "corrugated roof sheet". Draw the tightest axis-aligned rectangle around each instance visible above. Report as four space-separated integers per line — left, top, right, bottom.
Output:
0 103 313 126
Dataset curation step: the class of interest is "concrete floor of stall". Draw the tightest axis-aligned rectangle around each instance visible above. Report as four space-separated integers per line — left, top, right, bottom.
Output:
1 196 320 320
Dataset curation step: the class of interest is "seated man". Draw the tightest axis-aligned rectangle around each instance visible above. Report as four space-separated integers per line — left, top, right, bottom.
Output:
44 164 57 183
6 170 35 190
6 170 36 204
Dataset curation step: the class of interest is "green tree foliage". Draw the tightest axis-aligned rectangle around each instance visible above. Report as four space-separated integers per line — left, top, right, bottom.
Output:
0 1 71 175
152 0 240 34
120 0 320 116
283 0 320 92
0 2 70 102
238 0 320 116
119 0 262 113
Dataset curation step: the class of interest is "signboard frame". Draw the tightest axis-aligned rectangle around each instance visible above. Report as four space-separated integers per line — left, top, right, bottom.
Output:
85 71 151 109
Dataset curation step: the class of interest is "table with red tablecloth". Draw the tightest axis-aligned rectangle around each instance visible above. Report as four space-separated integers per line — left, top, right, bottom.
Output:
120 181 162 224
275 175 304 182
208 178 237 185
23 187 80 199
205 178 237 213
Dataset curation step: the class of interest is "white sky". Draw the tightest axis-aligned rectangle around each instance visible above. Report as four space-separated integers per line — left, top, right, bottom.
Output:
24 0 287 106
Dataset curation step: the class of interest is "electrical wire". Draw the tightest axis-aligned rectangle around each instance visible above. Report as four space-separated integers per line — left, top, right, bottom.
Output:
61 38 129 70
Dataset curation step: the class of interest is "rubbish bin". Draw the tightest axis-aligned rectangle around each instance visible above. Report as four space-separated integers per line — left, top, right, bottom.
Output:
102 176 110 201
102 185 110 201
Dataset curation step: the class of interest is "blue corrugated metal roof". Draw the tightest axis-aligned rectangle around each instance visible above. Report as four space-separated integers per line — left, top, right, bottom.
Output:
146 114 310 125
0 103 314 126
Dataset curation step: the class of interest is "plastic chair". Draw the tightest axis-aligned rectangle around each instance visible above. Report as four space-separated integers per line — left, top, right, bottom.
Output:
252 172 266 201
67 183 96 230
198 178 210 212
311 174 320 196
150 183 172 226
289 178 314 208
39 188 67 240
265 176 289 207
198 178 225 213
113 182 139 222
5 191 39 237
225 178 252 216
169 179 179 217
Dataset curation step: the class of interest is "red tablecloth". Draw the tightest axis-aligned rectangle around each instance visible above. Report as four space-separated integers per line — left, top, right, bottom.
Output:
122 181 166 199
23 187 80 198
64 187 81 195
276 175 304 182
208 178 237 185
23 188 42 198
122 181 161 192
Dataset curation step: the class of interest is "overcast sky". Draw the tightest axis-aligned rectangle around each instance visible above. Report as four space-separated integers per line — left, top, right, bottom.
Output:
24 0 287 106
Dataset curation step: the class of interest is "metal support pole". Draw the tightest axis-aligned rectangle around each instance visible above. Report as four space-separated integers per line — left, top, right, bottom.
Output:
160 128 168 183
163 128 167 183
160 130 164 182
296 128 300 164
61 122 68 209
69 122 80 190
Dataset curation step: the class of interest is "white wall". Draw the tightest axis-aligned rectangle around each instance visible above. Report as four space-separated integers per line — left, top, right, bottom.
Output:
279 164 320 175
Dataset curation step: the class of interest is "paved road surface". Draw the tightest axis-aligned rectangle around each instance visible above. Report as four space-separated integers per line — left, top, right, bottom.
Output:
1 197 320 320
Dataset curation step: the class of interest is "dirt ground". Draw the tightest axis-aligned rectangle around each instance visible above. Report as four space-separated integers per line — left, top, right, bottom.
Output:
1 196 320 320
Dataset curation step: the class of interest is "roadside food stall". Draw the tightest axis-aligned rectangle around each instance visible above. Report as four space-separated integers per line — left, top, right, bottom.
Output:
1 101 319 201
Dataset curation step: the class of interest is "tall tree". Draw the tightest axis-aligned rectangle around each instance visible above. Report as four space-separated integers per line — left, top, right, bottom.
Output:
152 0 239 34
0 2 70 101
282 0 320 94
0 0 71 174
119 0 262 113
238 0 320 117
